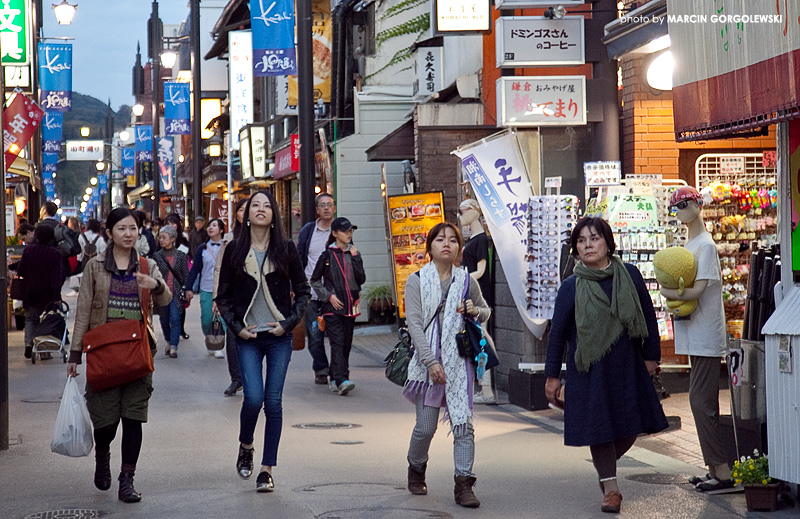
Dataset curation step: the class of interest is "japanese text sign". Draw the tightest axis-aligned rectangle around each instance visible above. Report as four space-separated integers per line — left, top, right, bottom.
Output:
134 125 153 163
163 82 191 136
3 93 44 170
497 76 586 127
496 16 584 67
414 46 442 97
0 0 30 65
65 140 104 161
98 173 108 195
433 0 491 34
121 147 135 178
387 192 445 318
229 30 254 149
453 132 546 338
249 0 297 77
157 137 176 194
38 43 72 111
606 191 659 230
584 161 621 186
273 144 296 179
720 155 745 175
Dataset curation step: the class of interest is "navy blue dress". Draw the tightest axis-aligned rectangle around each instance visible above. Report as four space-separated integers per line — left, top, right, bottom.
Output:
545 263 668 446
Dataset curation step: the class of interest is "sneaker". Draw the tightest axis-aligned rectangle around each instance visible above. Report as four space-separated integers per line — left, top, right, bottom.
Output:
314 374 329 385
338 380 355 395
207 350 216 356
256 471 274 492
473 392 496 404
236 445 254 479
24 346 32 359
224 382 243 396
214 351 225 359
329 380 338 392
169 348 178 358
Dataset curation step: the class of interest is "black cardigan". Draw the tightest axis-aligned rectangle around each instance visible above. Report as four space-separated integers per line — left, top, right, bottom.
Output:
215 240 310 336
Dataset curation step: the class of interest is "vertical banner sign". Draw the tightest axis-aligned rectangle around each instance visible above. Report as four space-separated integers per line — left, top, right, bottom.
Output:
163 82 191 135
157 137 176 194
135 125 153 163
0 0 30 65
789 119 800 271
250 0 297 77
98 173 109 195
288 0 332 104
121 147 135 182
229 30 254 150
3 93 44 170
43 174 55 198
453 132 546 339
42 111 63 154
38 43 72 111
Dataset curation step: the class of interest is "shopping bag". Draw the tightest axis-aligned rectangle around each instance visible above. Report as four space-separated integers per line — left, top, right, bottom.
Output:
51 377 94 457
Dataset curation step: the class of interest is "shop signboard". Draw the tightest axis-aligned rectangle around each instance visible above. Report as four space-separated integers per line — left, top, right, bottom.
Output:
583 161 621 186
413 45 442 97
790 119 800 271
249 0 296 77
387 191 445 318
3 93 44 170
209 198 230 231
496 76 586 127
496 16 584 68
605 187 659 231
273 145 296 179
720 156 745 176
433 0 491 35
5 65 30 87
65 140 104 161
157 137 176 194
38 43 72 111
0 0 30 65
229 30 253 149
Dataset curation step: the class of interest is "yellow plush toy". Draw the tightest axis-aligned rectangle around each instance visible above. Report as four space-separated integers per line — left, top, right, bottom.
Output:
653 247 698 317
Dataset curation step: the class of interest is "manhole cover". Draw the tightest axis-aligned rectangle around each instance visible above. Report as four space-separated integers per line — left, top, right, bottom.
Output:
24 510 105 519
317 508 452 519
297 482 405 497
293 423 362 430
331 440 364 445
626 473 688 485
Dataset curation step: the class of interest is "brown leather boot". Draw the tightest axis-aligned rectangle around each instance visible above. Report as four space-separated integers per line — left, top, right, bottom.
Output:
118 463 142 503
407 462 427 495
454 475 480 508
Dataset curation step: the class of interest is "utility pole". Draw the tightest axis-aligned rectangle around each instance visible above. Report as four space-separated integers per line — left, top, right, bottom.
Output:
105 100 114 214
149 1 162 220
297 0 316 225
191 0 203 221
0 34 8 451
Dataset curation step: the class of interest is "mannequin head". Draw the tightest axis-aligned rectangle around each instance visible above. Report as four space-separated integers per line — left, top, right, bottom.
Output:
670 186 703 225
458 199 482 227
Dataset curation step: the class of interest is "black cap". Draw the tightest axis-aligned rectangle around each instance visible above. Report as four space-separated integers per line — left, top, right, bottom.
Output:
331 217 357 232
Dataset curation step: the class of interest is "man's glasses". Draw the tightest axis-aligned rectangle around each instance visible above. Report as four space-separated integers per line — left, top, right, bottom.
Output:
317 203 334 209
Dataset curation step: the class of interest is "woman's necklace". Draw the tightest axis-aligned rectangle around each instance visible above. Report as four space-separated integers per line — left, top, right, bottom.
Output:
252 241 268 251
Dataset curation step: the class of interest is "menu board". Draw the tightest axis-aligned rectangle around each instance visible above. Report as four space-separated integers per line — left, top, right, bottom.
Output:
387 192 445 318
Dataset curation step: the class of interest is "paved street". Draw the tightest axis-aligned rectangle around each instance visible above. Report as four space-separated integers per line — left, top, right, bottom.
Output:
0 291 794 518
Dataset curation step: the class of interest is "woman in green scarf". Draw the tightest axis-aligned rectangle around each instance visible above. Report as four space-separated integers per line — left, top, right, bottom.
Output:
544 217 667 514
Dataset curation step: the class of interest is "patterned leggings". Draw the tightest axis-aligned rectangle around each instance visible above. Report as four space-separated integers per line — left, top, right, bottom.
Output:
407 394 475 477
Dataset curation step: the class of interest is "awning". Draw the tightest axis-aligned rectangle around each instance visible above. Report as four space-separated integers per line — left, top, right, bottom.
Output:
6 155 31 178
365 119 414 162
205 0 251 60
127 182 152 205
602 0 667 61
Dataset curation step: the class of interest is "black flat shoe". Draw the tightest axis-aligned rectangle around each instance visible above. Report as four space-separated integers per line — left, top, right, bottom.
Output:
236 445 254 479
256 471 274 492
181 332 190 340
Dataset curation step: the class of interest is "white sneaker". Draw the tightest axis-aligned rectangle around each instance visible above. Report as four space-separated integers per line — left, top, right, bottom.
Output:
207 350 216 356
214 351 225 359
473 392 496 404
329 380 338 392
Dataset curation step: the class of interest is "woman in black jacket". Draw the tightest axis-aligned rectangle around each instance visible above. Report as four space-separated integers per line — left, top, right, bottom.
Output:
309 217 366 395
18 225 63 359
215 190 310 493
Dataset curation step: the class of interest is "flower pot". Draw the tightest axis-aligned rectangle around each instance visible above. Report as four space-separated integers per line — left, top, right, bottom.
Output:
744 483 780 512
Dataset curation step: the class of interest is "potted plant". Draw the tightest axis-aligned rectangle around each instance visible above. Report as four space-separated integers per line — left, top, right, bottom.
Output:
363 283 395 325
733 450 780 512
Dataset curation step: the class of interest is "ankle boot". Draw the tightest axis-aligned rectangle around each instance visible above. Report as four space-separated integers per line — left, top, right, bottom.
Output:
454 475 480 508
94 449 111 491
118 464 142 503
407 462 428 495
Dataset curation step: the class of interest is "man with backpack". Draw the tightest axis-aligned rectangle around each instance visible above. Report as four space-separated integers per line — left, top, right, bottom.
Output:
78 219 107 271
36 201 82 285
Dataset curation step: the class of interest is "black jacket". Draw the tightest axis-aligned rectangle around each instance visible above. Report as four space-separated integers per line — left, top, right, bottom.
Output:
17 243 62 309
309 246 366 317
215 240 310 336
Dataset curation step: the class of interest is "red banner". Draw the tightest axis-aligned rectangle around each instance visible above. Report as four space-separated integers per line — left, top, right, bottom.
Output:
4 93 44 170
209 198 230 231
290 134 299 172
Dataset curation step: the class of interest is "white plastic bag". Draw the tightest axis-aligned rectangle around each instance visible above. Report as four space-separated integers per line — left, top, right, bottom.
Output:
51 377 94 457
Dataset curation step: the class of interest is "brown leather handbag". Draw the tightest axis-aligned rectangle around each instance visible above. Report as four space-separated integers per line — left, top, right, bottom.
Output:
82 257 155 392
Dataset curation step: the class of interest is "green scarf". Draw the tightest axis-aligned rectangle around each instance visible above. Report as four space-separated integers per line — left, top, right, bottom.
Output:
573 255 649 372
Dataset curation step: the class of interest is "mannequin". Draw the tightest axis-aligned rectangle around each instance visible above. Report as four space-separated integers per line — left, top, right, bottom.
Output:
659 187 733 491
459 199 495 404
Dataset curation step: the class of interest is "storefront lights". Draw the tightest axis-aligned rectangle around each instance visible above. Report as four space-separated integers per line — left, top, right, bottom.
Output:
647 51 673 91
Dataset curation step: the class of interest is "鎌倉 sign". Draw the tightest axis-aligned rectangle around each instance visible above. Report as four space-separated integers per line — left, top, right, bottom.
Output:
496 16 584 67
497 76 586 127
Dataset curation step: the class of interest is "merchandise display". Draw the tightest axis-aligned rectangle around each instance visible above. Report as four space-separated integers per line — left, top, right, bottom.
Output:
525 195 578 320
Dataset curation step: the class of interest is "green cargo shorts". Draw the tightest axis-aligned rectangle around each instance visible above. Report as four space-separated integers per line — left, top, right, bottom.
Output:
85 373 154 429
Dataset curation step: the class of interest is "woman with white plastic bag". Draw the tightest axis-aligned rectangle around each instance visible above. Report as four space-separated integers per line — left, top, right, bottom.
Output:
51 376 93 457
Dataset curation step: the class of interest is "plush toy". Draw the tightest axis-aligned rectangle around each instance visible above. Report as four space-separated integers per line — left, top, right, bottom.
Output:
654 246 698 317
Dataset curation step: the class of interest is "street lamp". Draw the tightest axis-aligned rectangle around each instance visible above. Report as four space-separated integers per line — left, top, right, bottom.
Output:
119 130 130 142
90 177 98 185
95 161 105 171
132 104 145 117
80 126 90 137
160 49 177 69
52 1 77 25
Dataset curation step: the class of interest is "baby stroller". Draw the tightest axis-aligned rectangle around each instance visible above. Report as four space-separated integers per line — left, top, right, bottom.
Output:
32 301 70 364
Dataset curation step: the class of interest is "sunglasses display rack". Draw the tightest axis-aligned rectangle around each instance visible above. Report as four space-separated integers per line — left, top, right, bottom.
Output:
696 159 778 331
525 195 578 320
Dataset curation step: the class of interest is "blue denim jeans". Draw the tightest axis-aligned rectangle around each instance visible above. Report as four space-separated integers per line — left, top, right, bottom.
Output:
158 299 182 348
237 331 293 467
304 299 328 375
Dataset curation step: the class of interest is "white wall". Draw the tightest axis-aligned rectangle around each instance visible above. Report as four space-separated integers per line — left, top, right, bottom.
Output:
441 35 483 89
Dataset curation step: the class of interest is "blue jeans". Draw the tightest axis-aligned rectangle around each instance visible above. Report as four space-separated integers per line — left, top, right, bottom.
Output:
237 331 293 467
304 299 328 375
158 299 182 348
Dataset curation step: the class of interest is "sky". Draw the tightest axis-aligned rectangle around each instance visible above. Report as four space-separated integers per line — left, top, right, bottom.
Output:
42 1 191 110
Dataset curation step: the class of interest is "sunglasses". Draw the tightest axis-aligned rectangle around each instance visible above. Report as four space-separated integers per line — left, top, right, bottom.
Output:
669 200 691 212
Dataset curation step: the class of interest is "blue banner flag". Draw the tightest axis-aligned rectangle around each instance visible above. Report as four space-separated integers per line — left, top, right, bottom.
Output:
121 147 135 177
164 82 191 135
250 0 297 77
42 152 59 164
157 137 176 193
43 173 56 198
135 125 152 163
38 43 72 111
98 173 108 195
42 112 63 141
42 163 57 173
42 140 61 153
